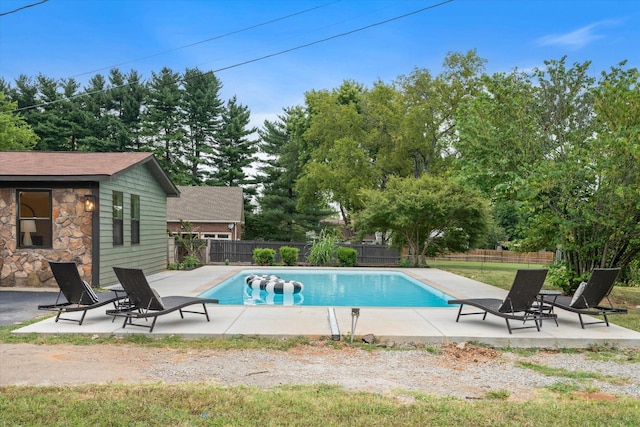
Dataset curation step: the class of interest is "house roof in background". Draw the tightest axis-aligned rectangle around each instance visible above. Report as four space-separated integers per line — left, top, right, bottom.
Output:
167 186 244 223
0 151 179 196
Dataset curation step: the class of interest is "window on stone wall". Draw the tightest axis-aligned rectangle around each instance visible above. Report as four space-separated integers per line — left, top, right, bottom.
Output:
131 194 140 244
113 191 123 246
18 190 52 248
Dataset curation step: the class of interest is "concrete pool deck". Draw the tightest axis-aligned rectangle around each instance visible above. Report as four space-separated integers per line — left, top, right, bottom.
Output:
11 266 640 348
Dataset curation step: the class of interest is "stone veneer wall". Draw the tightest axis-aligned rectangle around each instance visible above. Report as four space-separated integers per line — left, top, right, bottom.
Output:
0 187 93 288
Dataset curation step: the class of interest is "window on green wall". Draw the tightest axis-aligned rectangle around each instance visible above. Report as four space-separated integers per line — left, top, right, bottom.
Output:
131 194 140 244
113 191 123 245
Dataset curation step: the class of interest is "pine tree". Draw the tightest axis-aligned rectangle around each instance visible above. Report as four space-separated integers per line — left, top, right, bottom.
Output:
207 96 257 187
182 68 224 185
107 69 146 151
142 67 188 182
78 73 116 152
247 107 332 241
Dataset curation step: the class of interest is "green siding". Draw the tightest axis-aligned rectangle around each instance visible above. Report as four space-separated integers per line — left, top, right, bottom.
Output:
98 164 169 286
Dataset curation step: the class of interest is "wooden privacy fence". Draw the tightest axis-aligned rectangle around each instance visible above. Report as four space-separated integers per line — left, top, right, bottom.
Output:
433 249 554 265
208 240 401 265
207 241 553 266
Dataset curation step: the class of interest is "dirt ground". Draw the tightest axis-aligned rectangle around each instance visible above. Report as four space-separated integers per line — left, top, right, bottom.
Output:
2 341 638 400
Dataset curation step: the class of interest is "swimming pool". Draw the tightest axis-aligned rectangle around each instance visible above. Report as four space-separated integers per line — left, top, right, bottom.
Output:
198 269 454 307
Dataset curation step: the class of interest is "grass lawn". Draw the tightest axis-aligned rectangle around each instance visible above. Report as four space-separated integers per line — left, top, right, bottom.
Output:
430 259 640 332
1 383 639 426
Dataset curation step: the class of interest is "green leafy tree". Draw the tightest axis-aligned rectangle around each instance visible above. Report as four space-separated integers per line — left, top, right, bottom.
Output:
296 52 486 228
454 70 542 243
297 80 376 225
590 62 640 280
455 57 640 285
354 174 490 266
455 70 541 196
0 91 39 150
394 51 485 177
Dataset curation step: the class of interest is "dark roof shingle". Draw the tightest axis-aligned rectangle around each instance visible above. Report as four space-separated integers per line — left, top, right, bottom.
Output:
0 151 179 196
167 186 244 223
0 151 153 177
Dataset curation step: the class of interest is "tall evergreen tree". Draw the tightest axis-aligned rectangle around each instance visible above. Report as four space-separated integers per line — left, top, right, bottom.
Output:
142 67 188 182
248 107 331 241
78 73 116 152
105 69 146 152
207 96 257 187
31 75 88 151
183 68 224 185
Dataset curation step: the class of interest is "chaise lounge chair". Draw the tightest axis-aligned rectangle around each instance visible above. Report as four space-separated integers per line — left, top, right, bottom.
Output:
110 266 219 332
38 261 126 325
544 268 627 328
448 269 553 334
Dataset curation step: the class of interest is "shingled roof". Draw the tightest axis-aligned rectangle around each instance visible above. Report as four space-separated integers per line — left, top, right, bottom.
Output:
167 186 244 223
0 151 179 196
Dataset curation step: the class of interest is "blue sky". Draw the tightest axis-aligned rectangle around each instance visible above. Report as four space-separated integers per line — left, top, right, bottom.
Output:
1 0 638 129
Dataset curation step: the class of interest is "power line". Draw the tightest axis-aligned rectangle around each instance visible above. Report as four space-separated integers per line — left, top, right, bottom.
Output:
71 0 341 78
207 0 454 74
0 0 48 17
11 0 455 113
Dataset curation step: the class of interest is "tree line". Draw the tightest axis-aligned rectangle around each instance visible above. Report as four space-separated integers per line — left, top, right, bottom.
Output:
1 67 256 188
1 50 638 286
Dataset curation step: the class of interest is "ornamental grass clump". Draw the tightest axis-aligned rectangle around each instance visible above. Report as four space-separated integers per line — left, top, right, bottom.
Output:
307 229 338 266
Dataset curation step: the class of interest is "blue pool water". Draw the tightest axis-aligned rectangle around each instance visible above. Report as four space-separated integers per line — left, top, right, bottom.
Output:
198 269 454 307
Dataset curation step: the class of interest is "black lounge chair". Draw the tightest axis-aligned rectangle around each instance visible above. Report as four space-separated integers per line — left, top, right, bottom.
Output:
38 261 125 325
448 269 552 334
544 268 627 328
110 266 219 332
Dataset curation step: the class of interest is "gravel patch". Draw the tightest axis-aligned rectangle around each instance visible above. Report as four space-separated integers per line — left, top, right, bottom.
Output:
1 342 638 400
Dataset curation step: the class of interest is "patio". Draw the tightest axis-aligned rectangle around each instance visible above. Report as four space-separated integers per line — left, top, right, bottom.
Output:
10 266 640 348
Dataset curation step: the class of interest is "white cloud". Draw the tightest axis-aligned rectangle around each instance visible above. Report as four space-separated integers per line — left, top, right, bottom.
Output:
536 21 615 50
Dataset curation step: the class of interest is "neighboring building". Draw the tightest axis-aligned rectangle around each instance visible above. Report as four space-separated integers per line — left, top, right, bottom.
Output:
0 152 179 288
167 186 244 242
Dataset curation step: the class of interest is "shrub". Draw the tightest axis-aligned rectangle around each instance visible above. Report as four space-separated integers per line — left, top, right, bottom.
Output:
279 246 299 266
182 255 200 269
253 248 276 266
336 246 357 267
167 255 200 270
398 258 415 268
547 262 586 295
621 258 640 287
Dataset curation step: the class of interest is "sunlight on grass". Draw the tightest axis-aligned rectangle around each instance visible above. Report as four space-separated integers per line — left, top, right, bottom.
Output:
483 389 510 400
545 382 580 394
1 383 639 426
516 361 629 385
